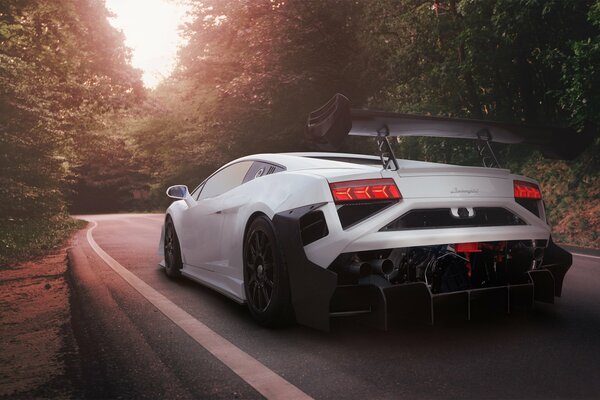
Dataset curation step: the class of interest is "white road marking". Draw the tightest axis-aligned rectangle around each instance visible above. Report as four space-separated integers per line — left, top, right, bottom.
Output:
84 220 313 400
572 253 600 261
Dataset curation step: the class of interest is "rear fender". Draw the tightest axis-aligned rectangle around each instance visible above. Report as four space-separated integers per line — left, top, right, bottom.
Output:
273 203 338 331
539 237 573 297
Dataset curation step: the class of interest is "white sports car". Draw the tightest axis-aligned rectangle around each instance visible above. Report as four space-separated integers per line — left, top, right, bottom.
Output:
160 94 585 331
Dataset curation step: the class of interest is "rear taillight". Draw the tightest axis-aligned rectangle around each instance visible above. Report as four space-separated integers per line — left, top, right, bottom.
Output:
513 180 542 200
329 178 401 203
455 242 482 253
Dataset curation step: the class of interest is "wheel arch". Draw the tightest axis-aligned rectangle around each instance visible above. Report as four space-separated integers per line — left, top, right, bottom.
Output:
243 211 270 244
242 211 295 326
162 207 186 263
240 211 273 272
158 213 173 258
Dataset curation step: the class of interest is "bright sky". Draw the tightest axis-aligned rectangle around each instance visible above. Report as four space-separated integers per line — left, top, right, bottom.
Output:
105 0 190 88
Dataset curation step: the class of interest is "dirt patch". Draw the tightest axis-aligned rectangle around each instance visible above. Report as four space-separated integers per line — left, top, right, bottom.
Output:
0 246 78 398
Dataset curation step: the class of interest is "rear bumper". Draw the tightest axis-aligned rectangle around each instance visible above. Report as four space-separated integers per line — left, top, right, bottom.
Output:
273 204 572 332
304 197 551 269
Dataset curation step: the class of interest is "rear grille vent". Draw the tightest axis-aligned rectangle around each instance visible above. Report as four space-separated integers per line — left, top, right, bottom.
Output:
299 210 329 245
516 198 541 218
337 201 395 229
381 207 525 231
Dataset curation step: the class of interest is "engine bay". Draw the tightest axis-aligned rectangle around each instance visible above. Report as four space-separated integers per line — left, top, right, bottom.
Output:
331 240 547 294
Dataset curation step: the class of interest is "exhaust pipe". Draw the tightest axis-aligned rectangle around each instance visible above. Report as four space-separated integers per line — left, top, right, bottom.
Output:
341 262 372 278
369 259 394 276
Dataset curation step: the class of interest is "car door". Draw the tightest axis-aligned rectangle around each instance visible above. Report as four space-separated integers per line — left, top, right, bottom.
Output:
180 161 253 270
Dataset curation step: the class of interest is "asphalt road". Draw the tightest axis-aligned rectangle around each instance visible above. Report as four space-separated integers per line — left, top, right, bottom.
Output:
68 214 600 399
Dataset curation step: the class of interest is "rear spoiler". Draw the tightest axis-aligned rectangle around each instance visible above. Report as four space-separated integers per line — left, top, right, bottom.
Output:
306 93 593 160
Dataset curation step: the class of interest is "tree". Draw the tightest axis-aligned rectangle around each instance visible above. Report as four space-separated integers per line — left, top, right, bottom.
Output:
178 0 374 155
126 0 599 245
0 0 143 219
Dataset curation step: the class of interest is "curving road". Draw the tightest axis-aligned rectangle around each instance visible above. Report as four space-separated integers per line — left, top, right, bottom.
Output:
68 214 600 399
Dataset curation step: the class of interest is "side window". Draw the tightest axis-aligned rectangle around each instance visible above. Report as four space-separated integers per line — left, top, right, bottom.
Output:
191 183 204 200
270 165 285 174
243 162 269 184
198 161 253 200
243 161 286 184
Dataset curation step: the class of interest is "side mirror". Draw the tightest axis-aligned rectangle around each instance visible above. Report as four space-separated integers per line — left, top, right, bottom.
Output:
166 185 189 200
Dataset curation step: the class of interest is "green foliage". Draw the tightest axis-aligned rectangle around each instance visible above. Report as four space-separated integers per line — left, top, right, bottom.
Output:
135 0 597 245
68 125 152 213
178 0 374 154
2 0 598 248
0 0 143 218
553 0 600 128
1 0 145 259
125 0 385 195
0 214 85 266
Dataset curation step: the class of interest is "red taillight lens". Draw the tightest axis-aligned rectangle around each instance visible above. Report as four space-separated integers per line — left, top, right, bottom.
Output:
513 180 542 200
455 242 481 253
329 178 401 203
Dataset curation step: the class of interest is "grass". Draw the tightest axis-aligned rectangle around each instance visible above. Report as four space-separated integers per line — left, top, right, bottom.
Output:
0 214 87 266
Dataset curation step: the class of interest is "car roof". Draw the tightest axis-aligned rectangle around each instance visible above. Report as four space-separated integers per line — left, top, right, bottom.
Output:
284 152 381 161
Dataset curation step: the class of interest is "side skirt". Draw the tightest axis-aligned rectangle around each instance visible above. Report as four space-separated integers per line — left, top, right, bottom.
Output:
180 266 246 305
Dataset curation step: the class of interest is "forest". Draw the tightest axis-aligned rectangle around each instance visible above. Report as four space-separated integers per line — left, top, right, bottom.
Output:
1 0 599 263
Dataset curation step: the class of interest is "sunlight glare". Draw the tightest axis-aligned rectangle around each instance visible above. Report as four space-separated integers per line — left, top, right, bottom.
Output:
105 0 190 89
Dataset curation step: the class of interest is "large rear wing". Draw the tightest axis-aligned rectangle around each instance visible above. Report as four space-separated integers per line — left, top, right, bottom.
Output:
306 93 592 160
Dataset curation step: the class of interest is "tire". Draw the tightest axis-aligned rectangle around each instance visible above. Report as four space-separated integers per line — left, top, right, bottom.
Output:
243 216 293 327
164 218 182 278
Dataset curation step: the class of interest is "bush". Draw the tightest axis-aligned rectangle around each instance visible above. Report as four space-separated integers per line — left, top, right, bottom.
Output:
0 215 86 266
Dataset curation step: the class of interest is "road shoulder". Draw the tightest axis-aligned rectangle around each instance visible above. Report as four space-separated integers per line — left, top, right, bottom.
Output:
0 241 81 398
559 243 600 258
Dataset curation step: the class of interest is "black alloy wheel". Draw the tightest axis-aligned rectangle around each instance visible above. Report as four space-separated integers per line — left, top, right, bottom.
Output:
246 229 274 311
164 218 182 278
243 216 293 327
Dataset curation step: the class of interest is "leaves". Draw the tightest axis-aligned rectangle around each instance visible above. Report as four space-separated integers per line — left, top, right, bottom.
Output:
0 0 144 220
2 0 598 248
146 0 598 246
